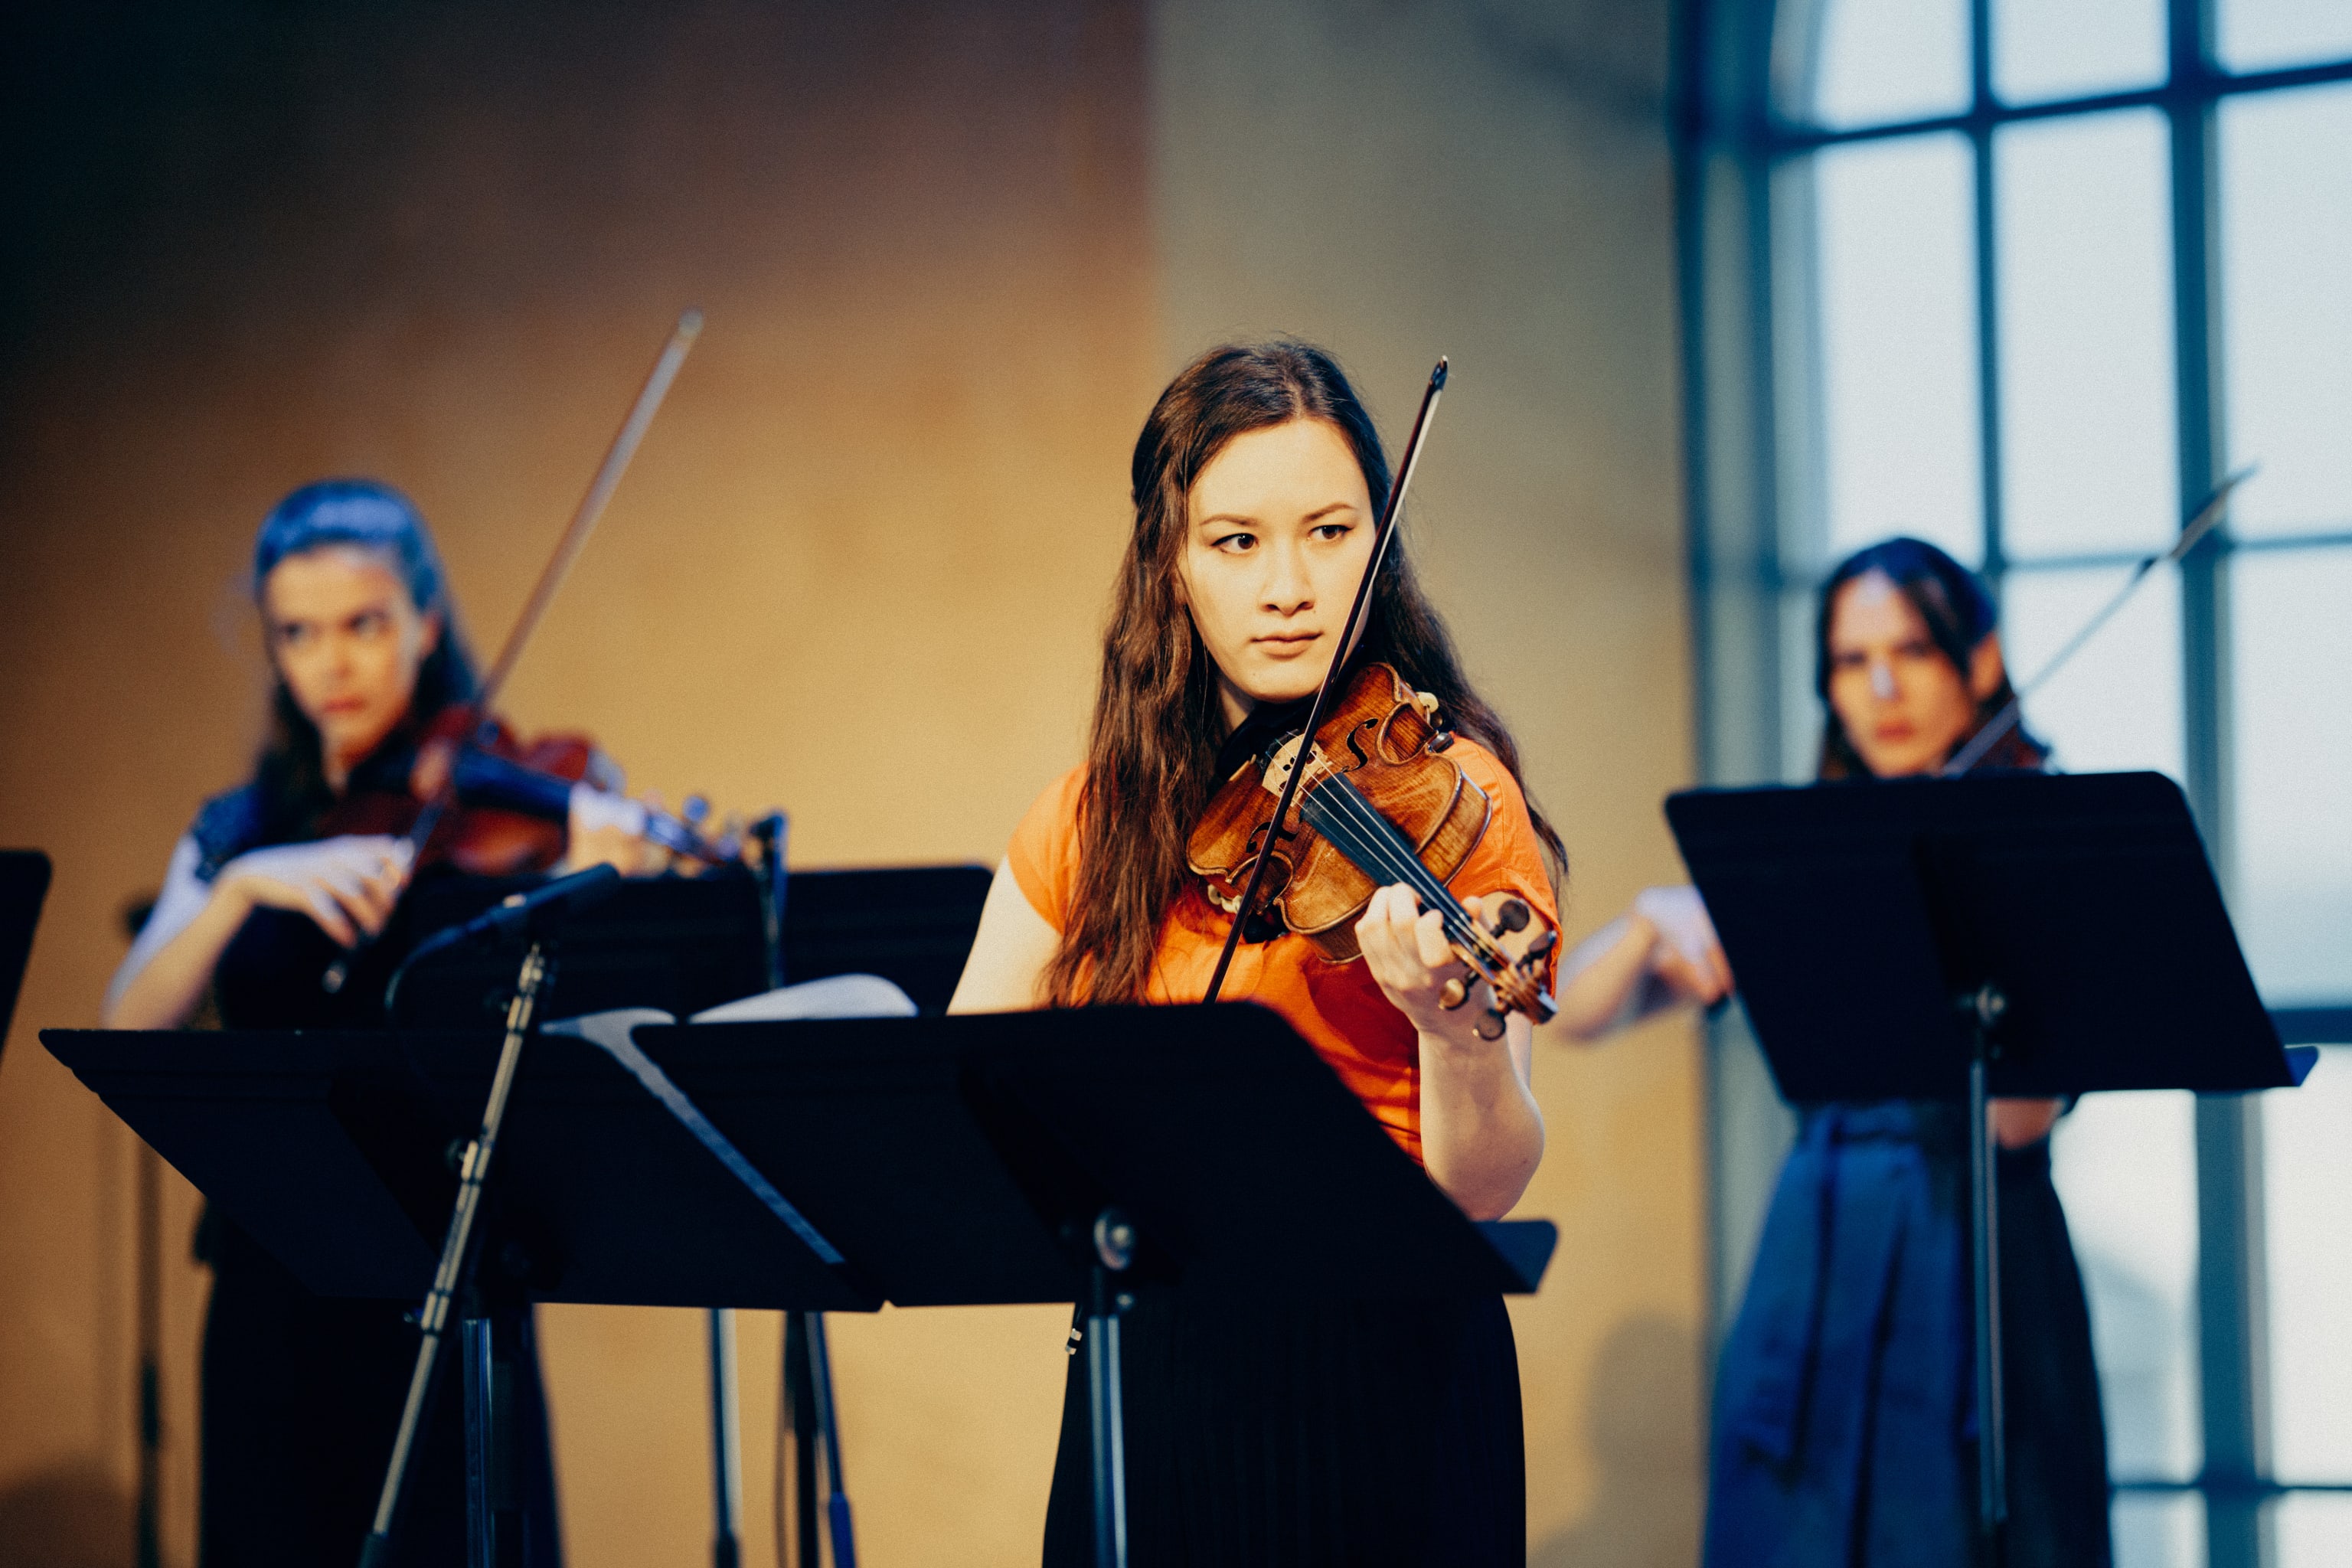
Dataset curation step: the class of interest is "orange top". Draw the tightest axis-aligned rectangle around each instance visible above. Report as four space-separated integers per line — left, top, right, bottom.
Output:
1007 738 1559 1164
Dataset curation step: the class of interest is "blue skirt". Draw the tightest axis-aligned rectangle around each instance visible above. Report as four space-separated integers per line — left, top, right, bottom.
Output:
1704 1103 2111 1568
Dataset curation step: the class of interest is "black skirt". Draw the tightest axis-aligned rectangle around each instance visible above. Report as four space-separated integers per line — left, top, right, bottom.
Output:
198 1218 564 1568
1043 1288 1524 1568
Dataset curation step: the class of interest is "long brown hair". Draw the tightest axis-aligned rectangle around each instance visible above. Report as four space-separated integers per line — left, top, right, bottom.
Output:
1044 341 1566 1006
1814 536 2047 780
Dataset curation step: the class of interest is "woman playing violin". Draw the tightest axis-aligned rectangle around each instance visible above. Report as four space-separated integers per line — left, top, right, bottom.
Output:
950 341 1563 1566
1702 537 2108 1568
104 479 643 1566
107 483 648 1034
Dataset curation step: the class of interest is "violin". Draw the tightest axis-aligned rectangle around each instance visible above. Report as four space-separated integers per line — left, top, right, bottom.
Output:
1189 662 1557 1038
1194 358 1558 1040
318 310 716 995
316 703 740 879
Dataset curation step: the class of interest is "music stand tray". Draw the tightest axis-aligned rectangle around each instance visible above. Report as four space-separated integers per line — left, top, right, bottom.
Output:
43 1026 874 1311
632 1004 1554 1307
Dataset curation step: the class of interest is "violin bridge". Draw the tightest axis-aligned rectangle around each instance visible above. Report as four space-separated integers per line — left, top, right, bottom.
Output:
1256 735 1307 795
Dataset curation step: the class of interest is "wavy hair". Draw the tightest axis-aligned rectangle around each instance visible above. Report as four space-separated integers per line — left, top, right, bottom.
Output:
1044 341 1565 1006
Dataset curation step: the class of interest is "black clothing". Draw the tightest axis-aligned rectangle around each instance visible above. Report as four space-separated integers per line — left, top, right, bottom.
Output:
191 770 564 1568
198 1220 561 1568
1042 1288 1524 1568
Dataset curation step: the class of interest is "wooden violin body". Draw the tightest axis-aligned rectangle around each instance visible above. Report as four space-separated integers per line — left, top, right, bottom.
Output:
1188 662 1557 1034
314 707 606 878
1191 664 1488 961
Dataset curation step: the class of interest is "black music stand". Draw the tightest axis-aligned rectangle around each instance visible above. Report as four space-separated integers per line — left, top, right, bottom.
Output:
390 863 991 1028
44 1023 877 1566
631 1002 1558 1568
48 1001 1551 1568
390 862 986 1568
1666 770 2311 1563
0 850 52 1054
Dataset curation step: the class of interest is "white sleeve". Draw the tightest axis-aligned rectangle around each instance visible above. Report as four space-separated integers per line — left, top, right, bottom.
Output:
103 834 215 1018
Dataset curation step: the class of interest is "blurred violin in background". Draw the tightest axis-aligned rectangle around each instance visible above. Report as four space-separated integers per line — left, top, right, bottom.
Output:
319 701 742 879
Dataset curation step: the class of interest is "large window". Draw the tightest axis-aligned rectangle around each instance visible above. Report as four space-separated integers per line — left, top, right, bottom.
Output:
1678 2 2352 1565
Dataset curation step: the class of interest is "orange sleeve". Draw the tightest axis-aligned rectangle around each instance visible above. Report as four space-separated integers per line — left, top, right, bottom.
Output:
1444 742 1565 992
1005 766 1086 933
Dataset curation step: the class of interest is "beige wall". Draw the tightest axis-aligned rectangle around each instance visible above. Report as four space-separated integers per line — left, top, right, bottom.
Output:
0 1 1699 1563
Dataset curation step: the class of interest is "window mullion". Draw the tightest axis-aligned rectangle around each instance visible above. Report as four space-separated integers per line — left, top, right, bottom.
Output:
2167 3 2272 1566
1971 0 2005 587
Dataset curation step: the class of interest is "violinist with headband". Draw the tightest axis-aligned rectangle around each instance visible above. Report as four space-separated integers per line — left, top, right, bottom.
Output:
103 479 660 1566
950 341 1561 1566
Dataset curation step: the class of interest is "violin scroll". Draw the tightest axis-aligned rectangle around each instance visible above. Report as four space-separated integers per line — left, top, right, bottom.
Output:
1433 891 1557 1040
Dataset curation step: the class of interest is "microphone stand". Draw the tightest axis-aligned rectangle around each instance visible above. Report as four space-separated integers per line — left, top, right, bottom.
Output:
360 935 559 1568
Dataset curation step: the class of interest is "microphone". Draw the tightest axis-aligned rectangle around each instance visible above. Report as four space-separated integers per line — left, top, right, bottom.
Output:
383 864 622 1013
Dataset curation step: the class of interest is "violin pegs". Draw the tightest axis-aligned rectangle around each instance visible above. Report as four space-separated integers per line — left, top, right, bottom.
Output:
1437 977 1470 1011
1485 896 1531 936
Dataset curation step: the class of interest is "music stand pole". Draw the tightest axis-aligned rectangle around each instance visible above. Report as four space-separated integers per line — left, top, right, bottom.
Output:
704 812 787 1568
1085 1211 1135 1568
707 1308 745 1568
746 812 858 1568
359 939 556 1568
1961 985 2008 1561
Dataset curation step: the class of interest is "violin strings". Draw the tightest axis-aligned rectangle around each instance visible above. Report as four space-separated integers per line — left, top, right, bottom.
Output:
1310 806 1502 974
1293 779 1451 913
1299 777 1470 933
1293 774 1509 972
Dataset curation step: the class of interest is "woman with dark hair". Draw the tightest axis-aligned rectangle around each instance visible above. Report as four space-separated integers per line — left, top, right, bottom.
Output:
951 341 1560 1564
105 479 644 1566
1701 537 2110 1568
1811 535 2051 781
